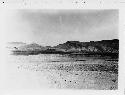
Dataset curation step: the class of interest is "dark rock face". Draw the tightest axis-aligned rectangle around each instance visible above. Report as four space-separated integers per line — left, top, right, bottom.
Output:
54 39 119 53
9 39 119 56
54 41 82 50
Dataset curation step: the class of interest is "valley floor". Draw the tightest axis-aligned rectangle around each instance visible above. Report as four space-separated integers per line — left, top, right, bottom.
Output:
1 53 118 90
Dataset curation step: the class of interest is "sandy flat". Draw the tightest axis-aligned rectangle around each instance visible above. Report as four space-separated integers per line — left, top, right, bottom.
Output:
1 53 118 90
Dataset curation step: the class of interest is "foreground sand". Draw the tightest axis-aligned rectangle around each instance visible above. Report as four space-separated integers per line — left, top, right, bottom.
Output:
1 53 118 90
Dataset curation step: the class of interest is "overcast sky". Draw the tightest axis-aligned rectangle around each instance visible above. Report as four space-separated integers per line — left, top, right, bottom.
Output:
3 10 118 46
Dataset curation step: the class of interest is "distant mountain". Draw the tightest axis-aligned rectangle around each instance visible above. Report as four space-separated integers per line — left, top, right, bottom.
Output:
8 39 119 56
53 39 119 53
54 41 82 50
11 43 46 55
17 43 46 51
6 42 27 49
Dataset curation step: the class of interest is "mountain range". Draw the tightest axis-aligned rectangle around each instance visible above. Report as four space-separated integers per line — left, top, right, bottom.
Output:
7 39 119 56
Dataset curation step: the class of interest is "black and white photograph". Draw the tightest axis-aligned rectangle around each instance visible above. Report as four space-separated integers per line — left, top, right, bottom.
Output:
2 9 119 90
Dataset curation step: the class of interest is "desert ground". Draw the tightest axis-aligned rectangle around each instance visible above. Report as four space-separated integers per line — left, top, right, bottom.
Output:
1 51 118 90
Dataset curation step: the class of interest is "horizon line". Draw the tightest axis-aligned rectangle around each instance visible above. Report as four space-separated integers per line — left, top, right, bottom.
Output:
7 39 119 46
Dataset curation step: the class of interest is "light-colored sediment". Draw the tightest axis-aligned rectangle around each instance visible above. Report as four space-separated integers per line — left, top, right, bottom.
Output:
1 54 118 90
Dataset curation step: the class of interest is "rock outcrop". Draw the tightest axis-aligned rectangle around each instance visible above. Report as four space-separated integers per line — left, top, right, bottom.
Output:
8 39 119 56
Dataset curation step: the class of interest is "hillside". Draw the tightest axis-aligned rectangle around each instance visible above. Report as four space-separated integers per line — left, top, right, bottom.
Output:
9 39 119 56
17 43 46 51
54 39 119 53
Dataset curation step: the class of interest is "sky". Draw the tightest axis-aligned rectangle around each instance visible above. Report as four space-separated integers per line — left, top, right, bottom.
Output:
2 9 118 46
